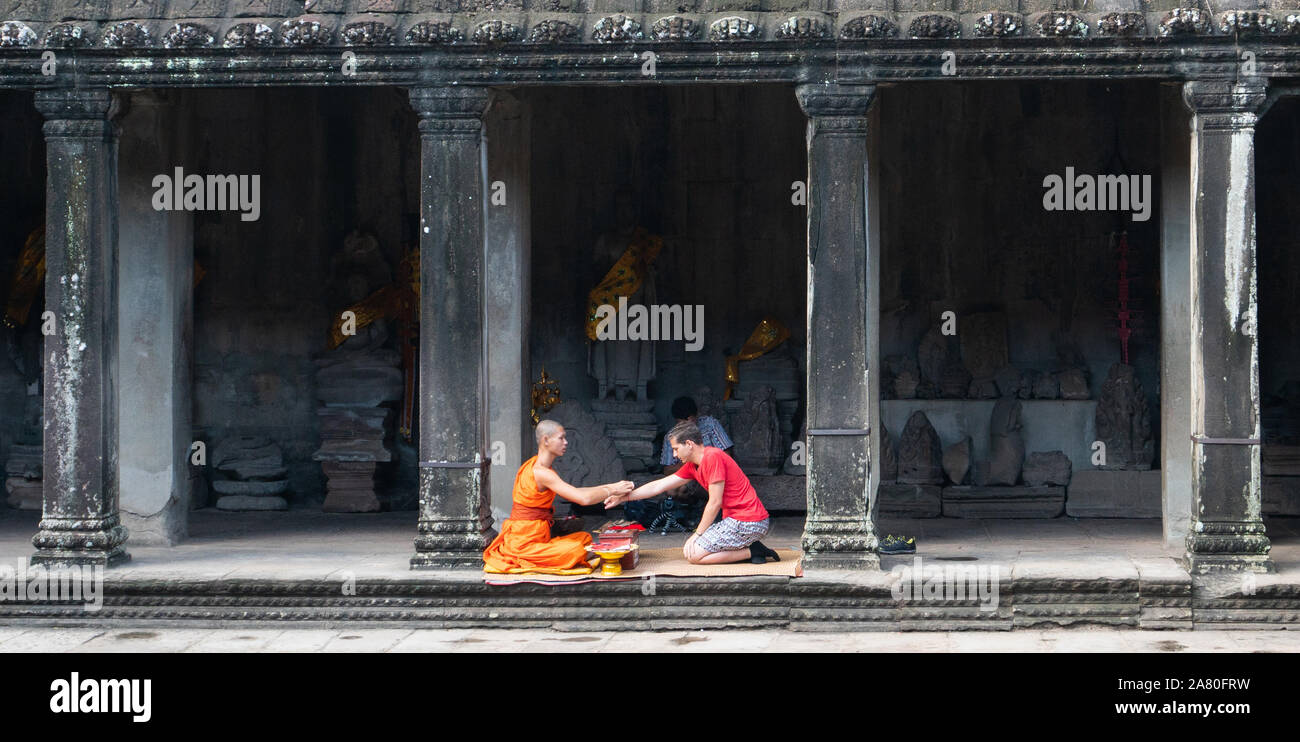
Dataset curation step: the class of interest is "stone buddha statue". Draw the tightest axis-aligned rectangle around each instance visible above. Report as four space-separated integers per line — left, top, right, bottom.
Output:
588 191 658 402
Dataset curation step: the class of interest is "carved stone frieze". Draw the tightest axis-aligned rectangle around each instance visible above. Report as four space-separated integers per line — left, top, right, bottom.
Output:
224 22 276 47
840 14 898 39
528 19 580 44
405 20 463 44
709 16 760 41
592 13 641 42
652 15 698 41
161 22 215 48
908 14 960 38
342 20 397 46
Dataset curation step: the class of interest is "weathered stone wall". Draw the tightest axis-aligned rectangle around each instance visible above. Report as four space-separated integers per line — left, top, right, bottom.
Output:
186 87 419 504
0 91 45 477
878 81 1164 461
524 84 809 432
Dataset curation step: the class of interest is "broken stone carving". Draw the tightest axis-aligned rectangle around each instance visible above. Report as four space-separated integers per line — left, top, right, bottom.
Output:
1023 451 1072 486
1030 370 1060 399
943 436 972 485
886 355 920 399
985 399 1025 485
1096 362 1154 470
898 410 943 484
213 436 290 511
730 384 783 475
1056 367 1090 400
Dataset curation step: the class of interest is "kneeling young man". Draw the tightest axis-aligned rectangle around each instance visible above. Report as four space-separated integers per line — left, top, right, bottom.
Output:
606 421 779 565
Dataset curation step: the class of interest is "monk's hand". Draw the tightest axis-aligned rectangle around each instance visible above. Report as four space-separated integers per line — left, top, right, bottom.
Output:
612 480 634 496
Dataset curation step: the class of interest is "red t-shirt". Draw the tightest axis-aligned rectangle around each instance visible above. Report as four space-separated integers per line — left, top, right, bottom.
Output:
676 447 769 522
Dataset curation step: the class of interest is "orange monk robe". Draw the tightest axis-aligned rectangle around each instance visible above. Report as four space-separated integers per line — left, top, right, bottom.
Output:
483 456 597 575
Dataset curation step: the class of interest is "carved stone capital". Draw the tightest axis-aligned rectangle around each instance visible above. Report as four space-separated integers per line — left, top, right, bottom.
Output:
34 88 114 120
1182 79 1269 129
409 86 493 138
795 83 876 119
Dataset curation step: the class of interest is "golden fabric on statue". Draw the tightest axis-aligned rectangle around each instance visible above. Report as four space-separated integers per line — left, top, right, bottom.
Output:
3 228 45 330
724 317 791 399
584 227 664 341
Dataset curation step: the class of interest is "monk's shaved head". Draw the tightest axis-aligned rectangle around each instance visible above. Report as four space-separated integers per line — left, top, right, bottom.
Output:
535 419 563 446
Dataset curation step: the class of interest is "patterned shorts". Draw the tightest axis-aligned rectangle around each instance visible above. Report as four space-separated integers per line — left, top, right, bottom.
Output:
695 517 770 553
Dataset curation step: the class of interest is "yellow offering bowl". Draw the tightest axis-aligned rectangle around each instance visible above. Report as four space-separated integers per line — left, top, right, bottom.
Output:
591 545 631 576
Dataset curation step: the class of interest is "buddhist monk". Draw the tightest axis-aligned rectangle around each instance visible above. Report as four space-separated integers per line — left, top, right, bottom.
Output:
605 420 780 565
483 419 635 575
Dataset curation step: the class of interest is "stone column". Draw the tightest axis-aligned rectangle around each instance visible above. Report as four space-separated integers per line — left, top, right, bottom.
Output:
484 91 532 525
409 86 494 570
1181 80 1271 573
117 91 194 545
31 89 128 567
796 83 880 571
1159 83 1193 551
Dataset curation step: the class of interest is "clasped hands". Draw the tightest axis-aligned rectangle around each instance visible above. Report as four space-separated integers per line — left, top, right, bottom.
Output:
603 481 634 509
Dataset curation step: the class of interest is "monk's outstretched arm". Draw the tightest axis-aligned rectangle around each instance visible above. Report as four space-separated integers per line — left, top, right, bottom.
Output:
604 474 688 508
535 466 633 507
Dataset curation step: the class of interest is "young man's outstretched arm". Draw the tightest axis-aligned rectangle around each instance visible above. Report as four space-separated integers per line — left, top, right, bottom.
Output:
603 473 689 509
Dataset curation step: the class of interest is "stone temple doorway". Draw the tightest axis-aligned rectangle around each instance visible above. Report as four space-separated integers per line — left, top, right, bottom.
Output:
873 81 1165 547
1257 95 1300 523
0 91 46 520
155 87 422 537
511 84 809 533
